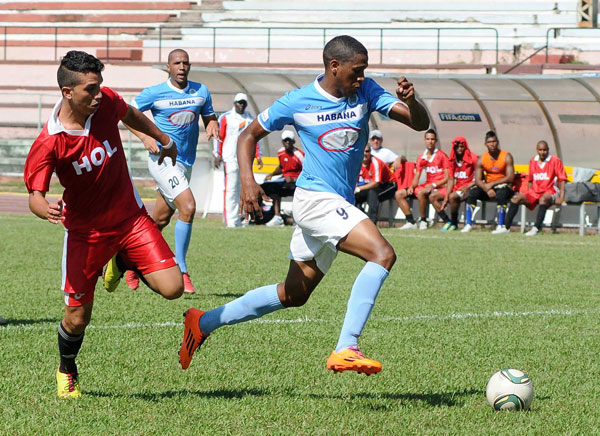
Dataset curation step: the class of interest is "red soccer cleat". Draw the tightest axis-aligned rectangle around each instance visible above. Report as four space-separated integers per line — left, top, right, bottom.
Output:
178 308 209 370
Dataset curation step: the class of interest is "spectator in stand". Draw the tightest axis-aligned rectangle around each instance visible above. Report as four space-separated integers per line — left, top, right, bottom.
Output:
354 144 397 224
261 130 305 227
397 129 450 230
497 140 566 236
214 93 263 228
438 136 478 231
368 130 401 169
463 130 515 233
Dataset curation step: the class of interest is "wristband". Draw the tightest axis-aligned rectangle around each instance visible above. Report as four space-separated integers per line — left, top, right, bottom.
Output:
162 137 174 150
432 183 437 188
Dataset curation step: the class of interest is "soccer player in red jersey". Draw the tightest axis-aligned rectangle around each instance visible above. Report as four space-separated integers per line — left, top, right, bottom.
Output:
24 51 184 398
397 129 450 230
439 136 478 231
501 140 567 236
261 130 305 226
354 144 397 224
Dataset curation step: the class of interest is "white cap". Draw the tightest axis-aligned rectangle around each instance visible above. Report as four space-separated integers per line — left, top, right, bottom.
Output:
281 130 295 141
369 129 383 139
234 92 248 102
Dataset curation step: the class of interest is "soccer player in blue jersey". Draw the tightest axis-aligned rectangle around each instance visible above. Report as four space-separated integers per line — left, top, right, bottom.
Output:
118 49 219 294
179 35 429 374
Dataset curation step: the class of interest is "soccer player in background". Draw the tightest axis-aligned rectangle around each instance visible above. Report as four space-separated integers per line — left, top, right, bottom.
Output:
261 129 305 227
214 93 263 228
439 136 478 231
462 130 515 233
122 49 219 293
498 140 566 236
178 35 429 375
24 51 184 398
354 144 397 224
397 129 450 230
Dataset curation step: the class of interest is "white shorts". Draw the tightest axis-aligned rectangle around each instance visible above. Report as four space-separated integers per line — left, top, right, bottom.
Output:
289 187 368 274
147 154 192 209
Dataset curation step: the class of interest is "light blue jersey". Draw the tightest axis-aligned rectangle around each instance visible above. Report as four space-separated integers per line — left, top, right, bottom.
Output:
134 80 215 166
258 75 399 203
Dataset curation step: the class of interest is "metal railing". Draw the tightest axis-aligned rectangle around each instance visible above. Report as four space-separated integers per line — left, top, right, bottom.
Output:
545 26 600 63
1 25 500 65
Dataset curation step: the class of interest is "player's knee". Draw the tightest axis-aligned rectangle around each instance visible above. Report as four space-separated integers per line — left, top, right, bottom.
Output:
280 285 312 308
160 283 184 300
180 199 196 219
64 311 90 333
373 242 396 270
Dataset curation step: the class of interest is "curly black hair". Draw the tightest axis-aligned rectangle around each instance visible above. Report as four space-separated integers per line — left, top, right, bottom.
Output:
57 50 104 88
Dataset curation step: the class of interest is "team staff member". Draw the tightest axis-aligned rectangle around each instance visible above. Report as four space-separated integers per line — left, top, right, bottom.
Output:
24 51 184 398
463 130 515 233
397 129 450 230
498 140 566 236
368 129 401 168
215 93 262 227
261 129 305 227
178 35 429 375
123 49 219 294
439 136 477 231
355 144 397 224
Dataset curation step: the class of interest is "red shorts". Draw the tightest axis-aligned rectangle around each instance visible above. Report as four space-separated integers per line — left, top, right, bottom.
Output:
62 210 176 307
414 183 447 198
524 190 555 210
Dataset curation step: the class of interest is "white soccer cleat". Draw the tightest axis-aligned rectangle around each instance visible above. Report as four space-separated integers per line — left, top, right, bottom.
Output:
398 222 417 230
418 220 428 230
492 226 510 235
266 215 284 227
460 224 472 233
525 227 539 237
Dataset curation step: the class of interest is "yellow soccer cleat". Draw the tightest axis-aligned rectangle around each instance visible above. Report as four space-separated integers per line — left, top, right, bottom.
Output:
56 367 81 399
326 346 382 375
103 254 123 292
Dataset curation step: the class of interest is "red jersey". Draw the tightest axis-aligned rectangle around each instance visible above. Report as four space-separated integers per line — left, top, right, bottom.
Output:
416 149 449 184
359 155 394 184
24 87 144 231
451 155 477 189
277 147 304 179
393 160 416 190
527 155 567 194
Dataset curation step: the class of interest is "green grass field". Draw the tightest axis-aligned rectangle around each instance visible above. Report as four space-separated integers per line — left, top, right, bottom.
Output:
1 214 599 435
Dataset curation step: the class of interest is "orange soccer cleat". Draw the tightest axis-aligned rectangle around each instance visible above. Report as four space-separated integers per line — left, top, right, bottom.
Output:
125 270 139 290
182 272 195 294
326 346 382 375
178 308 208 370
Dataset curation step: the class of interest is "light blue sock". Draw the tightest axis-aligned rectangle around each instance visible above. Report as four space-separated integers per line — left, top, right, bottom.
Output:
199 284 284 335
497 205 506 226
175 219 192 273
335 262 389 352
465 203 474 225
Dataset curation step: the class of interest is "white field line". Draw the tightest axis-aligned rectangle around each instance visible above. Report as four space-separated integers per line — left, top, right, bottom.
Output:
2 309 598 333
390 232 600 247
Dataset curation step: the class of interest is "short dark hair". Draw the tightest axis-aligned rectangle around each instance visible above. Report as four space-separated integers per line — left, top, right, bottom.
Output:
323 35 368 67
485 130 497 141
425 128 437 138
57 51 104 88
167 49 189 63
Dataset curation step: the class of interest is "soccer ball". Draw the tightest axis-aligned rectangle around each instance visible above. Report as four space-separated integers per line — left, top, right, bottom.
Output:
486 369 534 411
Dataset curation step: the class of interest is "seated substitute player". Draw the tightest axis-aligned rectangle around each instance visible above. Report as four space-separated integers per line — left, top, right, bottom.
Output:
462 130 515 233
397 129 450 230
261 129 305 227
439 136 478 231
24 51 184 399
178 35 429 375
497 140 566 236
121 49 219 294
354 144 397 224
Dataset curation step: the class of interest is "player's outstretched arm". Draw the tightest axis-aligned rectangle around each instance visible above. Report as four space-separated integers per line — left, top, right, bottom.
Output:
389 76 430 131
122 106 177 165
28 191 63 224
238 120 270 220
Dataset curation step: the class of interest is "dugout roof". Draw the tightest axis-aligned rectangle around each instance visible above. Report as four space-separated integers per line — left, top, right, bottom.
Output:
181 66 600 169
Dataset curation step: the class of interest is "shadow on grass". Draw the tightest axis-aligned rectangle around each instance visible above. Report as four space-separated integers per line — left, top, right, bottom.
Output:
208 293 245 298
86 387 267 401
307 389 482 408
3 317 60 326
